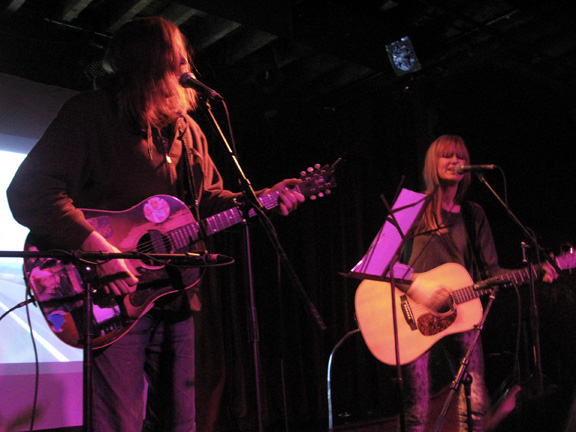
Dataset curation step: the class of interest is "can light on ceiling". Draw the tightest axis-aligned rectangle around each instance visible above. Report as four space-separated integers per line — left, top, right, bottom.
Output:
386 36 421 76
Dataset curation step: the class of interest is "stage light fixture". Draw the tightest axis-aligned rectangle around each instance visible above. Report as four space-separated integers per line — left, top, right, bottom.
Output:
386 36 421 76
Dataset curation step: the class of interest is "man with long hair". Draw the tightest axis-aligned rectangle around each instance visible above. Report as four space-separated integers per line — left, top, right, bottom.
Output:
7 17 303 431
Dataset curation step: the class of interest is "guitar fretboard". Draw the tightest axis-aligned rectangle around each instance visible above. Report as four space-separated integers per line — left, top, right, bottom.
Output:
166 189 286 248
452 265 541 304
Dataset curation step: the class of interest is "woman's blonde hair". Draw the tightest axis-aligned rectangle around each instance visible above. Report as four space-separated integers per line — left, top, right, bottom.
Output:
419 134 471 233
104 17 198 130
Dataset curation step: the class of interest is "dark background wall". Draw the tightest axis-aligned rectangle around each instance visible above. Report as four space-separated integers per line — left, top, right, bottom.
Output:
192 61 576 431
2 5 576 428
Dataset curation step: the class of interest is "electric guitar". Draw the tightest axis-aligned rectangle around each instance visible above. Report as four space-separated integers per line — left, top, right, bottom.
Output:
23 162 338 349
355 251 575 366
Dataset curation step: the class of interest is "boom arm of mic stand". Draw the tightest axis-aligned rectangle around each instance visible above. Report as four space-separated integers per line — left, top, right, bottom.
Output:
475 172 560 273
199 98 263 210
0 250 229 267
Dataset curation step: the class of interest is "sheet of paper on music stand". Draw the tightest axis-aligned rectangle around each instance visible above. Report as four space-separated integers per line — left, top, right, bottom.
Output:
350 188 428 282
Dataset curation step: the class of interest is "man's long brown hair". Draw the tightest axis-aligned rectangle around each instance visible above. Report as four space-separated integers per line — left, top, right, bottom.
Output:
103 17 198 130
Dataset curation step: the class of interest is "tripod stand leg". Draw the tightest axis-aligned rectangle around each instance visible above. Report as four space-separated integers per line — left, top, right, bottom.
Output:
81 278 95 432
463 372 473 432
433 286 499 432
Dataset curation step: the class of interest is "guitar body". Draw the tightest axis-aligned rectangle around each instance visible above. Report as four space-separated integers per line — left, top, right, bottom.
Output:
24 195 203 349
355 263 482 366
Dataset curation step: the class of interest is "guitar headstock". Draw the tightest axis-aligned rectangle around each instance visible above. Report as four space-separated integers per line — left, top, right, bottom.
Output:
556 244 576 272
299 159 340 200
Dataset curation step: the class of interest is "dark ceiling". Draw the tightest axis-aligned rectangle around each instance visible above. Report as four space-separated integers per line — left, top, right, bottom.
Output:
2 0 576 112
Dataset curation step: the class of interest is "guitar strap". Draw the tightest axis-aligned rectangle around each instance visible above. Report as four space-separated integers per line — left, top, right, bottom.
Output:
461 201 483 281
178 129 206 312
179 133 208 242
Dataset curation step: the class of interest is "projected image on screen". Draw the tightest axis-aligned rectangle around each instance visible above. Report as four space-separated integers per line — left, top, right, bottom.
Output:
0 149 83 364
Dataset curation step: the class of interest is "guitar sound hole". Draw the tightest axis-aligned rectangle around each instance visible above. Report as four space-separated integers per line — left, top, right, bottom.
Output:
433 290 454 314
137 230 172 266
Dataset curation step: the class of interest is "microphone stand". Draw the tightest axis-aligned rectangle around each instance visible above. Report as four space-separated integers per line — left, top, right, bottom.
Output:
434 170 558 431
433 285 500 432
197 96 326 432
474 171 559 394
0 249 217 432
78 262 95 432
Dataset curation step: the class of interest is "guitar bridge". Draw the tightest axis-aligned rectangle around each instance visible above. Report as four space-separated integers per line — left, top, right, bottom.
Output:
400 294 417 331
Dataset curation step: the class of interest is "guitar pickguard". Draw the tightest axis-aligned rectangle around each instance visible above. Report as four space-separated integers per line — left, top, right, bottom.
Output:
417 311 457 336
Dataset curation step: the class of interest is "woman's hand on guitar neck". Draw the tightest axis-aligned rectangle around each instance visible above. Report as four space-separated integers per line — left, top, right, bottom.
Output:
81 231 140 295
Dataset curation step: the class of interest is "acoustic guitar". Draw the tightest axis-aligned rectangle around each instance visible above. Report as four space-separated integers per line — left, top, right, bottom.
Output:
355 251 575 366
23 162 337 349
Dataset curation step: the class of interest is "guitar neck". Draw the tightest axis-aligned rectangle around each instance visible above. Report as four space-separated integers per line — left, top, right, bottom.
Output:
452 264 541 305
204 189 285 234
163 160 338 248
167 188 287 246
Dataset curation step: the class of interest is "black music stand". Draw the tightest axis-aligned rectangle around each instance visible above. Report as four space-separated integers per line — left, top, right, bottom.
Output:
347 187 431 432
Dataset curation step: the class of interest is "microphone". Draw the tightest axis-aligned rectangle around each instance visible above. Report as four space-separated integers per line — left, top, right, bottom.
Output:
203 253 234 264
179 72 222 100
181 252 234 266
455 163 497 174
473 279 507 291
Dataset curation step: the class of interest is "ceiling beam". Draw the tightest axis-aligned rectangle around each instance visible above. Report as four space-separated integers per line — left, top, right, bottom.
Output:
178 0 292 38
62 0 95 21
5 0 26 14
107 0 155 33
161 3 204 26
210 29 278 66
179 0 404 72
182 13 242 52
